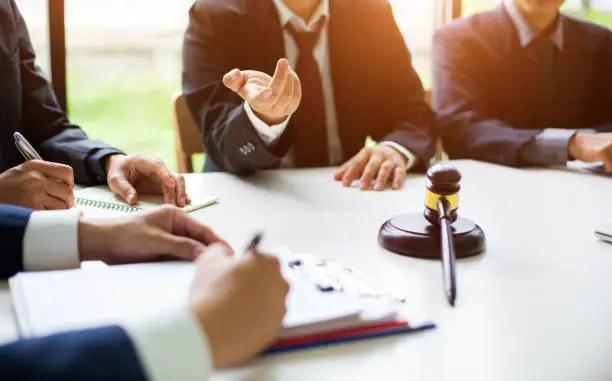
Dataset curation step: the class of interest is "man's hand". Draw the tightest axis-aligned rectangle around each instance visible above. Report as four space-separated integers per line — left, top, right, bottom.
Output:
78 205 230 264
189 244 289 368
334 145 408 191
569 133 612 172
104 153 190 207
0 160 74 210
223 58 301 125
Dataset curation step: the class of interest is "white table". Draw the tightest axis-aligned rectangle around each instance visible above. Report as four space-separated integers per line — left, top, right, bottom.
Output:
3 160 612 381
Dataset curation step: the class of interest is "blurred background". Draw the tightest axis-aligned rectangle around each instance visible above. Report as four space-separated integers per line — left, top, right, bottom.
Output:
17 0 612 171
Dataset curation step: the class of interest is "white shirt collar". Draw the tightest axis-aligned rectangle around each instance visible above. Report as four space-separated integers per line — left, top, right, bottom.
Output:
271 0 330 31
503 0 564 50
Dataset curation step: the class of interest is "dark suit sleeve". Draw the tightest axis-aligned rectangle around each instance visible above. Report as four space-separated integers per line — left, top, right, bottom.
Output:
0 326 147 381
12 0 122 185
370 2 435 171
0 204 32 280
433 27 540 167
182 2 285 174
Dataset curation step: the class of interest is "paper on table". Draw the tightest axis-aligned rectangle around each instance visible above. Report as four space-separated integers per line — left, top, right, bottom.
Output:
11 260 385 339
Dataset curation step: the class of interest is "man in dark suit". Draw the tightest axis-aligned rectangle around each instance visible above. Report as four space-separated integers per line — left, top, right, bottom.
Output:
0 204 288 380
433 0 612 170
0 0 190 210
183 0 435 191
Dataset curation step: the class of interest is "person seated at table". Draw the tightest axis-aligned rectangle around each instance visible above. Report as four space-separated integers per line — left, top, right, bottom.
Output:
0 204 289 380
182 0 435 191
0 0 189 210
433 0 612 170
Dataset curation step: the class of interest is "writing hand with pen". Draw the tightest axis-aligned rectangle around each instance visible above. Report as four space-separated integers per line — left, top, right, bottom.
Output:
0 160 74 210
3 132 191 210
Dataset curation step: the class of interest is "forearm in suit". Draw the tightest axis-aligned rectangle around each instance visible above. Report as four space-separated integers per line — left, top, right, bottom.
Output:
432 31 539 167
182 3 286 174
0 204 31 279
0 326 147 381
371 2 435 172
13 0 122 185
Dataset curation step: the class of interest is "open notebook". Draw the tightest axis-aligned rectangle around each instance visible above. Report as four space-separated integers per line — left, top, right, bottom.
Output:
10 249 434 354
74 186 217 217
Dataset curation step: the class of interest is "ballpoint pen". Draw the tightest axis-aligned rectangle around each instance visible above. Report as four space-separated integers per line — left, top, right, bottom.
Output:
438 198 457 307
246 232 263 254
13 132 43 161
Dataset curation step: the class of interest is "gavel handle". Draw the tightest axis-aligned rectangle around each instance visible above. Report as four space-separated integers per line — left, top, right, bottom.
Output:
438 199 457 306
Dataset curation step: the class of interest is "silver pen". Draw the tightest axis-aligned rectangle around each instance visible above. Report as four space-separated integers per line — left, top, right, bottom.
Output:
14 132 43 161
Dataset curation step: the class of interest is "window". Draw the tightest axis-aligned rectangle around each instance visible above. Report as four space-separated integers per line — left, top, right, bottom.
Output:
65 0 194 170
391 0 442 88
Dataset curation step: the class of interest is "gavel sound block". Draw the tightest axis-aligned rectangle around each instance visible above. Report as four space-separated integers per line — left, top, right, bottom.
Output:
378 164 486 259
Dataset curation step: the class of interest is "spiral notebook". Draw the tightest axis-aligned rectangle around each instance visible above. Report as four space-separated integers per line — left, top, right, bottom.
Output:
74 186 217 217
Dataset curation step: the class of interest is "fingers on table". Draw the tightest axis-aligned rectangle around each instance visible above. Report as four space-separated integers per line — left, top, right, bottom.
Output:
342 149 371 187
108 172 138 205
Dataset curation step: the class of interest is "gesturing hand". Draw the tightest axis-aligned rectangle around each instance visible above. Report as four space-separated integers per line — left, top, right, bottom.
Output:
0 160 74 210
78 205 230 264
334 145 408 191
105 153 191 207
223 58 301 125
189 244 289 368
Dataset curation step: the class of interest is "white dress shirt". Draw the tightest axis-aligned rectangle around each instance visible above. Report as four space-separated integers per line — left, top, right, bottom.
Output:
22 210 211 381
244 0 417 169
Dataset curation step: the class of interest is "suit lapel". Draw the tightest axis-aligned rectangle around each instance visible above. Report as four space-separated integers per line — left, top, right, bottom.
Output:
249 0 286 74
491 5 526 62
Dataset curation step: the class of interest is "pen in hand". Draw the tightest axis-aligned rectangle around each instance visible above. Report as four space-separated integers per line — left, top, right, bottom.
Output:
246 233 263 254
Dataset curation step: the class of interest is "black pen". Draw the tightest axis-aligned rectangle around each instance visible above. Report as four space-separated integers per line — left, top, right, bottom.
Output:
246 233 263 254
438 199 457 307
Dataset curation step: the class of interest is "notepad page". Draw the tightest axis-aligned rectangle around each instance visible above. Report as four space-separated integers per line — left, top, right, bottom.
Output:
10 261 383 339
74 186 217 217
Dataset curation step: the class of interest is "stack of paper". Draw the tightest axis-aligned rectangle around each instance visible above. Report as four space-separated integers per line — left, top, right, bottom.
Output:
10 250 434 354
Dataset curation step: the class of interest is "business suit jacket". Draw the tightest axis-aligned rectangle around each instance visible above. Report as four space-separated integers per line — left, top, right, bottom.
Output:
433 6 612 166
0 204 147 380
183 0 435 174
0 0 121 184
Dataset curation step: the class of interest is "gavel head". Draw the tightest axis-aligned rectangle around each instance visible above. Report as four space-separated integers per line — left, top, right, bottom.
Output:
423 164 461 225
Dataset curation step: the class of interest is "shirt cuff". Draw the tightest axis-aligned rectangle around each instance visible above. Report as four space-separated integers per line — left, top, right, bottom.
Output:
23 210 81 271
123 309 212 381
519 128 577 166
380 141 418 171
244 102 290 145
86 148 124 184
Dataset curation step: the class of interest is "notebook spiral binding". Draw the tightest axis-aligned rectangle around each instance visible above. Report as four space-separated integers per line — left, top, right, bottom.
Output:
74 198 144 213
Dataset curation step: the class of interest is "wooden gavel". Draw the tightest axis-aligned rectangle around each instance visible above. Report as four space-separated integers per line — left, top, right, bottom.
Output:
424 165 462 306
378 163 485 306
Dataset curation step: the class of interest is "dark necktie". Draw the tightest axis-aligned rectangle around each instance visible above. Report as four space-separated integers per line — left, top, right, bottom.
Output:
286 17 329 168
530 38 555 125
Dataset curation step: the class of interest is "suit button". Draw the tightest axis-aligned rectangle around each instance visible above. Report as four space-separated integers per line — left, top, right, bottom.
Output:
247 142 255 150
